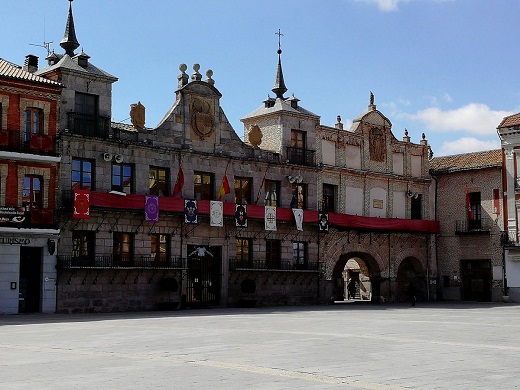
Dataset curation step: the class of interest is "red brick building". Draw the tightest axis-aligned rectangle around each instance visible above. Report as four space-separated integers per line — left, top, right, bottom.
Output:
0 56 63 313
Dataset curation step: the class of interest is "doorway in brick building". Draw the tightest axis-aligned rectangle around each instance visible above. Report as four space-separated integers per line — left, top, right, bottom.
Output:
461 259 491 302
186 245 221 308
332 253 380 302
19 247 42 313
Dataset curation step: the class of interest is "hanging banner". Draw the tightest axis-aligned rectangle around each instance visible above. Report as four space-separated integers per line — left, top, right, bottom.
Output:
184 199 198 224
73 189 90 219
265 206 277 231
318 212 329 232
292 208 303 231
145 195 159 222
235 204 247 227
210 200 224 227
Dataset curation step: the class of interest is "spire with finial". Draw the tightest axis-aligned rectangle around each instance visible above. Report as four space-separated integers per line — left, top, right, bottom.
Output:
272 29 287 99
60 0 80 56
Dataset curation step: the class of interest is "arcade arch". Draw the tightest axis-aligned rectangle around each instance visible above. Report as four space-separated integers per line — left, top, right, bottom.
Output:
332 252 381 302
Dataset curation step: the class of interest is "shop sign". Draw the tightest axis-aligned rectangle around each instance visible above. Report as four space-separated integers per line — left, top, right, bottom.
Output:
0 237 31 245
0 207 26 224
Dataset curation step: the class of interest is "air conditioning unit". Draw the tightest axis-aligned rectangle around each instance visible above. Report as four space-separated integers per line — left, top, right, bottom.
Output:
114 154 123 163
103 153 113 161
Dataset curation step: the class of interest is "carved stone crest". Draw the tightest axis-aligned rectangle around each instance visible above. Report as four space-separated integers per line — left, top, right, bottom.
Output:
248 124 263 147
191 98 214 139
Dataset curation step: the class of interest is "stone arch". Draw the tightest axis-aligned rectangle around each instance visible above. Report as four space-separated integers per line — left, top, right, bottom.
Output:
331 252 382 301
396 256 427 302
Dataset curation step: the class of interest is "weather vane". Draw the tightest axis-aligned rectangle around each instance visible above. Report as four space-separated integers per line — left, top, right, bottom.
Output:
275 29 284 52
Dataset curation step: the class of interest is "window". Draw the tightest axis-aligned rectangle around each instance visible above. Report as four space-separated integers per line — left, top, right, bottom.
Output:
113 232 133 263
291 130 306 149
411 194 422 220
72 231 95 259
75 92 97 116
194 172 214 200
264 180 280 207
149 167 169 196
322 184 336 212
234 177 252 204
0 103 2 129
290 183 307 209
24 108 43 142
151 234 170 261
288 129 307 165
469 192 482 230
236 238 252 264
112 163 133 194
72 158 94 190
293 241 307 268
265 239 281 269
22 175 43 209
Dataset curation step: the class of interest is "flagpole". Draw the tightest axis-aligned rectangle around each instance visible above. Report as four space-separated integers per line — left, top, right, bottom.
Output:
255 163 270 205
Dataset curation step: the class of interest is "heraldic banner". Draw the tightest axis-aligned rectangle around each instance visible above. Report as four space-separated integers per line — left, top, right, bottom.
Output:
73 189 90 219
210 201 224 227
265 206 277 231
184 199 198 224
235 204 247 227
145 195 159 222
292 208 303 231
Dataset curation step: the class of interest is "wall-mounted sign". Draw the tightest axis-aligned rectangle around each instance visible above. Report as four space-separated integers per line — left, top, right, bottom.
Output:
0 207 26 225
0 237 31 245
373 199 384 209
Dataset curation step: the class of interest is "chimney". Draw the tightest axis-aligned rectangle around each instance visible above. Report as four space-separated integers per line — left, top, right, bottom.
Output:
23 54 38 73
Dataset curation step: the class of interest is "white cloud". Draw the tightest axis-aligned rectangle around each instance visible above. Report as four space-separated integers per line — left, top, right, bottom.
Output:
408 103 513 135
436 137 501 157
355 0 407 11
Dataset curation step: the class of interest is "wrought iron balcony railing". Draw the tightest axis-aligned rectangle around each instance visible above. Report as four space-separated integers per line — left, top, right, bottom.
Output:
455 217 493 234
66 112 111 138
229 258 319 271
57 255 187 269
286 147 316 167
0 129 57 156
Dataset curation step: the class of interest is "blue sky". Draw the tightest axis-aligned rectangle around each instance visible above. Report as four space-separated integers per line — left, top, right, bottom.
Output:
3 0 519 156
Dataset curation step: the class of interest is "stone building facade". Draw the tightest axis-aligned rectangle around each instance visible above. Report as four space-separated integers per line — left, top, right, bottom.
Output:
0 56 62 314
497 113 520 302
430 150 504 302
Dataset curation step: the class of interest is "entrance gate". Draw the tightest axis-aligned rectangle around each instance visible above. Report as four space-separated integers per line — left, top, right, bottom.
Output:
186 245 221 307
461 259 491 302
19 247 42 313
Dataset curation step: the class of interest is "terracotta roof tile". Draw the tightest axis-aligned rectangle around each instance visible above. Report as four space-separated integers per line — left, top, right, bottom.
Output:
0 58 62 86
430 149 502 173
498 113 520 129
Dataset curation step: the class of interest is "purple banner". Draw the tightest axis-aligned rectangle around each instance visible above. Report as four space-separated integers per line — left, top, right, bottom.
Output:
145 195 159 222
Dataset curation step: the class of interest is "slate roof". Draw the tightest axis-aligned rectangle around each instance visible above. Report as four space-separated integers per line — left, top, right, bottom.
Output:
430 149 502 173
242 97 319 120
497 113 520 129
0 58 63 86
36 54 118 82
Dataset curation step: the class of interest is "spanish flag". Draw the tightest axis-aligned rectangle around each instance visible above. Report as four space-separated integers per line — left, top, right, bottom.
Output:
217 175 230 201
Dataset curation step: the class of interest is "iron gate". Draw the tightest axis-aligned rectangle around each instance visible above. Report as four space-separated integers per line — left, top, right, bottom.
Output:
186 246 221 307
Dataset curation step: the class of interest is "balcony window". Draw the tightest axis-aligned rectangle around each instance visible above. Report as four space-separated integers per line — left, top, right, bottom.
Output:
293 241 307 268
411 194 422 220
194 172 214 200
72 231 95 260
264 180 280 207
113 232 133 263
72 158 94 190
322 184 336 212
236 238 252 263
149 167 169 196
22 175 42 210
75 92 97 116
112 163 133 194
265 239 281 269
234 177 252 204
24 108 43 142
468 192 482 230
151 234 170 262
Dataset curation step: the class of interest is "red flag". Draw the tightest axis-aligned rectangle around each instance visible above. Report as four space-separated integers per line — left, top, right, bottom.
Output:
73 189 90 219
172 164 184 197
465 186 474 220
217 175 230 201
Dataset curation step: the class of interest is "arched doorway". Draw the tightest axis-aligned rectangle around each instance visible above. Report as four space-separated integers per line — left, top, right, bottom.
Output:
332 253 381 302
396 257 426 302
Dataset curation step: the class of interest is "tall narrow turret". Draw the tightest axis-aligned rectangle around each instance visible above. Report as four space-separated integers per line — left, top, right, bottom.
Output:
60 0 80 56
272 29 287 99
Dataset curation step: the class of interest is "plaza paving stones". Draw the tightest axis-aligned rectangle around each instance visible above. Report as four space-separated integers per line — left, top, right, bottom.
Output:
1 302 519 389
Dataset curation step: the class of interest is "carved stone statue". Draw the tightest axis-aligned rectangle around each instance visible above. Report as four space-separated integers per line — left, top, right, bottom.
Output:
130 101 145 129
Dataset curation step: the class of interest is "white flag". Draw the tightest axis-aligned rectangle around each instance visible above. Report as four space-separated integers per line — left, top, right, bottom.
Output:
265 206 277 231
210 201 223 227
292 208 303 231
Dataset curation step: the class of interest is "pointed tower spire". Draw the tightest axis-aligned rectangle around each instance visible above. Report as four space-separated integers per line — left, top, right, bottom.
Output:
272 29 287 99
60 0 80 56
